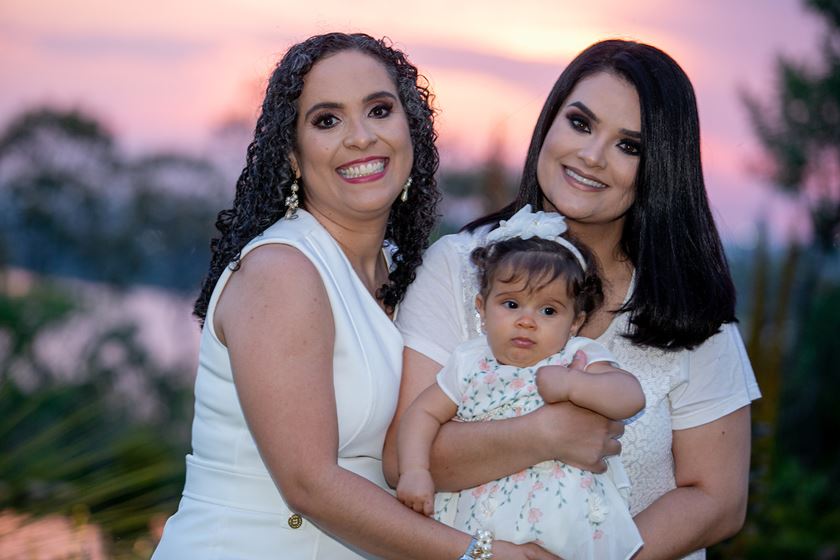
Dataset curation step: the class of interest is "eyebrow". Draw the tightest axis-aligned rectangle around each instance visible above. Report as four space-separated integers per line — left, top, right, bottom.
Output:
568 101 641 139
569 101 598 122
303 90 398 120
494 289 523 298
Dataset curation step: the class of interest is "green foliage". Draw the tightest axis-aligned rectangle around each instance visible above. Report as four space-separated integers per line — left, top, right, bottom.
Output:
776 283 840 477
0 381 186 539
713 456 840 559
732 2 840 554
0 284 191 556
0 281 77 382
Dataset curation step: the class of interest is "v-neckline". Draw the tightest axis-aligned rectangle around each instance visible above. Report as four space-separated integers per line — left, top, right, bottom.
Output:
301 210 400 328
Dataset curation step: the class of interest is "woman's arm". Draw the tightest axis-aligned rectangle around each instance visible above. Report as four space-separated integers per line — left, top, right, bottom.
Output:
383 348 625 490
536 358 646 420
631 406 752 559
219 245 557 560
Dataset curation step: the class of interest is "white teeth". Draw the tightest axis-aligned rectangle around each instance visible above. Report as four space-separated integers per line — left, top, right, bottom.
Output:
565 168 607 189
338 159 386 179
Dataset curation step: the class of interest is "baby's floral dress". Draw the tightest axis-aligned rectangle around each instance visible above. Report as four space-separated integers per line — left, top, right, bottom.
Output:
434 336 644 560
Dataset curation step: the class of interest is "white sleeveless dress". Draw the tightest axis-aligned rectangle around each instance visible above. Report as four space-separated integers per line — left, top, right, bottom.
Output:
153 210 403 560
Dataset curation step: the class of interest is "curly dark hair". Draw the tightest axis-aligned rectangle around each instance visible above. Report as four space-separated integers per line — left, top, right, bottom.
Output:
193 32 440 324
470 236 604 321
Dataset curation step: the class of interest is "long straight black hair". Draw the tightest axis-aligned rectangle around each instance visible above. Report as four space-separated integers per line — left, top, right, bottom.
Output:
465 40 735 351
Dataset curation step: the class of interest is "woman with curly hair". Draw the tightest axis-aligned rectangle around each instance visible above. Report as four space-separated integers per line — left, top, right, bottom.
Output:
154 33 556 560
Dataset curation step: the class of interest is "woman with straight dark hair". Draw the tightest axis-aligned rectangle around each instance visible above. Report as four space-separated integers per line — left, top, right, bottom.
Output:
154 32 557 560
386 39 760 558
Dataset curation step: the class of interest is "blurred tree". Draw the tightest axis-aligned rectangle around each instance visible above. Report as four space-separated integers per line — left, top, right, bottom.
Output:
480 126 515 215
0 108 120 279
725 1 840 556
0 280 77 386
436 130 517 233
743 0 840 255
0 107 227 293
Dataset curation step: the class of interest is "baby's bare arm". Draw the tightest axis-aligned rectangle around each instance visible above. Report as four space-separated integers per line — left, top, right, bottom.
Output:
396 384 458 515
537 354 645 420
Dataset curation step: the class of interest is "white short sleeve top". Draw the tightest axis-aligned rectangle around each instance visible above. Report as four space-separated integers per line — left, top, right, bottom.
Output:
396 229 760 560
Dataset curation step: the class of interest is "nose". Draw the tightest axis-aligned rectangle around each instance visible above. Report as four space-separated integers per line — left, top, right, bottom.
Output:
577 137 607 169
515 311 536 329
343 117 377 150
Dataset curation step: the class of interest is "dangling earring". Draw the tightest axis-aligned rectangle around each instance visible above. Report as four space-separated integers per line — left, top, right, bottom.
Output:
284 178 300 219
400 176 412 202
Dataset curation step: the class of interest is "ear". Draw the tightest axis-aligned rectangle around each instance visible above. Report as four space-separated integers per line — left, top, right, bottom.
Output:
475 294 486 319
288 152 301 178
570 312 586 336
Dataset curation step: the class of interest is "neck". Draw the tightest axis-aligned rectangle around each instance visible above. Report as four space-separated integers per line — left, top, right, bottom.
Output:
569 217 634 317
305 205 389 292
568 218 627 271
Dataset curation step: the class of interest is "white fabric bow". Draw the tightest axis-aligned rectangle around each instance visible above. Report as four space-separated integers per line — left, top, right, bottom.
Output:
485 204 587 271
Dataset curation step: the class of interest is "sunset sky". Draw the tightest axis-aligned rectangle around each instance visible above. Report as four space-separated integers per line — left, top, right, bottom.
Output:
0 0 824 243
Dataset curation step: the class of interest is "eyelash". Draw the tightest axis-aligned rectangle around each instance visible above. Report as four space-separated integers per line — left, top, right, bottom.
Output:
312 113 339 129
618 140 641 156
565 113 642 157
369 102 393 119
311 102 394 130
567 114 590 134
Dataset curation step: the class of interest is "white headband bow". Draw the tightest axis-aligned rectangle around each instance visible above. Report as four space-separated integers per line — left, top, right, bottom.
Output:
484 204 587 271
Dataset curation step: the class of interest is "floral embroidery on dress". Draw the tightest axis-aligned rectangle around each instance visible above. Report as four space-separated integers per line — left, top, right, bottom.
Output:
435 342 643 558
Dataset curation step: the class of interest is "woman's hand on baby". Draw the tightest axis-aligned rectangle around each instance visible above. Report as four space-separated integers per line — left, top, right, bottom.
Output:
529 351 623 475
531 401 623 473
395 468 435 516
494 540 562 559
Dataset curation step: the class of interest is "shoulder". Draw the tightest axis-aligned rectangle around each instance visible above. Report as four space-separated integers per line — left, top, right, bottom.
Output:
415 227 491 280
567 336 608 352
445 335 489 364
669 321 760 429
223 244 325 315
425 229 484 260
688 322 751 368
238 243 317 280
565 336 618 367
216 243 330 346
457 335 490 355
259 211 322 241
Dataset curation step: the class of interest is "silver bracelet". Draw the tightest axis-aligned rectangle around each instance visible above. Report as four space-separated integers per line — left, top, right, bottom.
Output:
458 529 493 559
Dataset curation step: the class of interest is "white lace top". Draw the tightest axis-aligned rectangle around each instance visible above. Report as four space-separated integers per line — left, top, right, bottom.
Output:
395 229 761 560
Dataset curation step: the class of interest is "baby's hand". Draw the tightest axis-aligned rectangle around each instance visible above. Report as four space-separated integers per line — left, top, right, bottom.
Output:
396 468 435 516
536 350 586 404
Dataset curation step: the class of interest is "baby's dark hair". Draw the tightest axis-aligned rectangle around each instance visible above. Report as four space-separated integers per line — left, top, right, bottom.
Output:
471 235 604 318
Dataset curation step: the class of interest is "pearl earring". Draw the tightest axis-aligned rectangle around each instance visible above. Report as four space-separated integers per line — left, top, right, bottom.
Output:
401 176 412 202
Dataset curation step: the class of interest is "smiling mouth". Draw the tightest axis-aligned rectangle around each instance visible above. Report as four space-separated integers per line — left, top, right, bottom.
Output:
337 158 387 179
565 167 607 189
